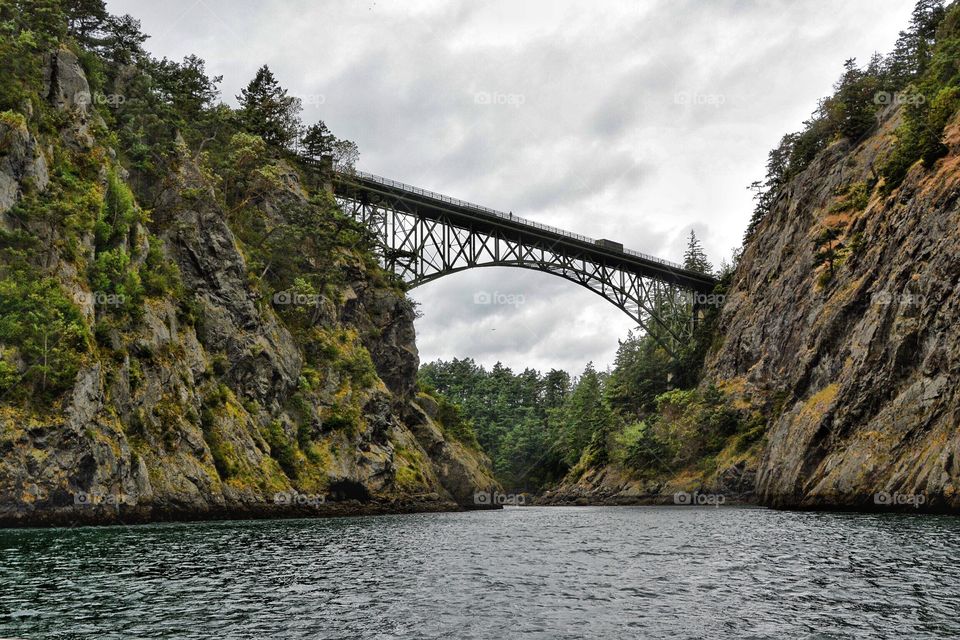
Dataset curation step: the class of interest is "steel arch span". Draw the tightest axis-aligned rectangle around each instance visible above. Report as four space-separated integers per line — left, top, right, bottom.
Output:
326 167 717 354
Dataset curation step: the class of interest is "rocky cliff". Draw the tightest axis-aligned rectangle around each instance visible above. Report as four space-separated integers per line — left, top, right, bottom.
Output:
708 104 960 511
0 48 497 526
541 103 960 512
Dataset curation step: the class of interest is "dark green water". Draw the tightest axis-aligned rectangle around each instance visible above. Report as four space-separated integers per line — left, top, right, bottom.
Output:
1 506 958 639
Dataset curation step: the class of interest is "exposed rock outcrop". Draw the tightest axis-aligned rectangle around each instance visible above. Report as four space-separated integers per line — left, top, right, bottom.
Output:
707 106 960 512
0 49 499 527
539 106 959 513
0 114 49 219
408 394 499 507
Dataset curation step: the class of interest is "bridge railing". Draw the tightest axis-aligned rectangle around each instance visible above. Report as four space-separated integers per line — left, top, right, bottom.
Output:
337 168 686 271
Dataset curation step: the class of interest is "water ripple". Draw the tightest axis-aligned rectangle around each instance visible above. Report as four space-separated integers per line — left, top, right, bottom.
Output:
1 507 959 638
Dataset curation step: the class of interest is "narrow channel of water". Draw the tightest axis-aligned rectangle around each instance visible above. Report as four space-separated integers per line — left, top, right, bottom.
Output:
1 506 957 639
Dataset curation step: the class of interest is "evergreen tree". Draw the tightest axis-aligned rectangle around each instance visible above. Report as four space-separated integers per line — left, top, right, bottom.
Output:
606 330 673 418
237 65 302 148
542 369 571 409
813 226 843 279
825 58 880 140
64 0 109 43
683 230 713 275
557 363 614 467
302 121 336 158
155 54 222 121
745 132 794 240
100 14 148 65
886 0 946 84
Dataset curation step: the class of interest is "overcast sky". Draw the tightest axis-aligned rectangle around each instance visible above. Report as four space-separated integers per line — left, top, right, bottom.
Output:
108 0 913 375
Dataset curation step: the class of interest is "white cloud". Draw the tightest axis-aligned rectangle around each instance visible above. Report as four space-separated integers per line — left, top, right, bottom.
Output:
107 0 914 373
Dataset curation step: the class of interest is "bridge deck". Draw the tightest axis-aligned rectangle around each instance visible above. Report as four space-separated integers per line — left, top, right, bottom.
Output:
330 169 717 293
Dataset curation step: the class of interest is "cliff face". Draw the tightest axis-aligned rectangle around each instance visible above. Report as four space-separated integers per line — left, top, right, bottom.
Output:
708 105 960 511
0 49 497 526
540 105 960 512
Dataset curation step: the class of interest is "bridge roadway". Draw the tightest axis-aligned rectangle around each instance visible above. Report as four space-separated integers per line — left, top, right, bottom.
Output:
330 169 717 294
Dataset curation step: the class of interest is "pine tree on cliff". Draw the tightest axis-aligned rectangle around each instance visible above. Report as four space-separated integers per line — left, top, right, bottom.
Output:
683 230 713 275
64 0 109 43
302 121 335 158
156 54 222 121
100 14 149 65
825 58 880 140
745 133 793 240
238 65 302 148
813 226 843 280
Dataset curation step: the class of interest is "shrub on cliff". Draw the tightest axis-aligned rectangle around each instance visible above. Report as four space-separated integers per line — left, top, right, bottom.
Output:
0 273 90 402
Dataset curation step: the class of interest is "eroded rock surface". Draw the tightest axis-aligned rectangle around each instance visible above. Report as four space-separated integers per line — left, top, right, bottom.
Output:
0 50 499 527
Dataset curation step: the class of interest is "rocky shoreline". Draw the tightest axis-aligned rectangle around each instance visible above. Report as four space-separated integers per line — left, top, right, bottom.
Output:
0 494 508 529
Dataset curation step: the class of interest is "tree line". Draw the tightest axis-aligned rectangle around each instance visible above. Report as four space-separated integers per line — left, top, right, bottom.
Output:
746 0 959 240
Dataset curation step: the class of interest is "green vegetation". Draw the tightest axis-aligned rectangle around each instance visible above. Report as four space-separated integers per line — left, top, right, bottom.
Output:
263 420 298 479
416 388 480 449
237 65 302 149
0 1 67 112
94 169 139 248
682 230 713 274
0 0 383 422
746 0 959 239
812 226 844 284
0 272 90 402
419 334 751 491
828 181 870 214
0 0 414 511
419 359 571 490
615 385 740 475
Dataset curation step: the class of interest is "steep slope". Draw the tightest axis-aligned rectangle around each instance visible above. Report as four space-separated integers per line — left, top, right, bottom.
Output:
0 48 497 526
540 104 960 511
708 104 960 511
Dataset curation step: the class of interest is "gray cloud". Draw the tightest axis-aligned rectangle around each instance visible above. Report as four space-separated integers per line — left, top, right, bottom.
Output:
107 0 914 373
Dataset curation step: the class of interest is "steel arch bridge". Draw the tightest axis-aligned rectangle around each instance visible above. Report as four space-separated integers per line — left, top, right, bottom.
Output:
318 165 717 354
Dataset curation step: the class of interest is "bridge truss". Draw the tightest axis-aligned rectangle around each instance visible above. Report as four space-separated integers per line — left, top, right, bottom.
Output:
329 169 717 355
